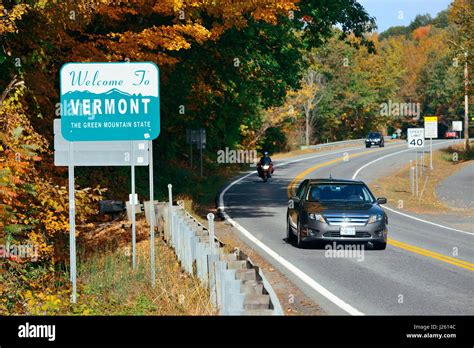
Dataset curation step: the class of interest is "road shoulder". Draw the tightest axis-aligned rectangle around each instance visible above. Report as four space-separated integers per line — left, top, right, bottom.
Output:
370 145 474 229
214 219 326 315
436 162 474 210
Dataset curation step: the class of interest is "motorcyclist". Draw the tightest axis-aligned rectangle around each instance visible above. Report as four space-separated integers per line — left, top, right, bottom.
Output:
257 151 274 178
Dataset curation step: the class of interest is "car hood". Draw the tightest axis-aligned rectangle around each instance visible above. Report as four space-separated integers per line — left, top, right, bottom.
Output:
304 201 382 215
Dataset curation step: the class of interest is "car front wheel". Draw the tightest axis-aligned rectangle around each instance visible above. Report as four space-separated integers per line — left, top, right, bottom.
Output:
287 216 295 243
296 220 305 248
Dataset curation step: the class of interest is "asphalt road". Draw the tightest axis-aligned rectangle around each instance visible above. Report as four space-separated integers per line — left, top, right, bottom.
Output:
437 162 474 209
221 140 474 315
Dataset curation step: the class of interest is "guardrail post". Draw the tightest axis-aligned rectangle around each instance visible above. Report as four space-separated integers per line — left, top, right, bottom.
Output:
184 224 193 273
215 260 223 310
201 244 210 287
178 219 184 261
207 213 216 254
206 213 219 307
208 254 218 307
168 184 173 239
170 210 174 247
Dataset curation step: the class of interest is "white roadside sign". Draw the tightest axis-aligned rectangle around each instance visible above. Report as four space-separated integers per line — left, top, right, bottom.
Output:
452 121 463 131
54 119 149 166
424 116 438 138
407 128 425 148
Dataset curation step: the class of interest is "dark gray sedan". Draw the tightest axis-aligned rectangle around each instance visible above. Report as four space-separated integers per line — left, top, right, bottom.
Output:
287 178 388 249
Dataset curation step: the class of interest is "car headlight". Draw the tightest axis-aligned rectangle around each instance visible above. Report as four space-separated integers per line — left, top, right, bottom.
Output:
308 213 325 223
262 165 270 170
367 214 383 224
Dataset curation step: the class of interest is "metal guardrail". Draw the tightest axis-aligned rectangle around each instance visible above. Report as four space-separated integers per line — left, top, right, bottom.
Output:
145 184 284 315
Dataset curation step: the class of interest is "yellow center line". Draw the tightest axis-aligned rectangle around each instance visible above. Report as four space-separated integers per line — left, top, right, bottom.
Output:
388 239 474 270
286 145 473 272
287 146 393 198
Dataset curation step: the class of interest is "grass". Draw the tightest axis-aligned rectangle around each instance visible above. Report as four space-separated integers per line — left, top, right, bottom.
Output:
371 142 474 215
0 218 215 315
75 220 215 315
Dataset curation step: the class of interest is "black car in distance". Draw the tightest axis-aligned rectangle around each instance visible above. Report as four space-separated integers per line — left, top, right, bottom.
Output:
365 131 384 147
287 179 388 250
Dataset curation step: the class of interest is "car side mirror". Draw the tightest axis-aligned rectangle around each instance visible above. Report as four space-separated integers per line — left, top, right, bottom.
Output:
377 197 387 205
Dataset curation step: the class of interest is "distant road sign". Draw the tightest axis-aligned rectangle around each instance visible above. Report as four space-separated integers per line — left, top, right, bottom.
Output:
452 121 463 131
424 116 438 138
54 119 148 166
199 128 206 149
60 62 160 141
407 128 425 148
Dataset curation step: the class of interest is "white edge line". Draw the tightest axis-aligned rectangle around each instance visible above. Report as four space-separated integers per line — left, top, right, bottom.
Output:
351 148 411 180
217 145 380 315
222 211 364 315
382 206 473 236
352 140 473 236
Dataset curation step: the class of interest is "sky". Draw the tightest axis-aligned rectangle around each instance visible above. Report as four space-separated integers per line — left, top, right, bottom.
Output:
358 0 453 33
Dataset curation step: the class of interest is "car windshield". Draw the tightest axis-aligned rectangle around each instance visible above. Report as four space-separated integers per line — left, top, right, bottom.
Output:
307 184 375 203
368 133 380 138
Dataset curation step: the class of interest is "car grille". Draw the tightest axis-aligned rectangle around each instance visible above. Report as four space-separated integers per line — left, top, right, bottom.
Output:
324 214 370 226
323 231 371 238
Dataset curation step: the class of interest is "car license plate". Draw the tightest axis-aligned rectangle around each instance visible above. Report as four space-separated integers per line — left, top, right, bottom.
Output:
340 226 356 236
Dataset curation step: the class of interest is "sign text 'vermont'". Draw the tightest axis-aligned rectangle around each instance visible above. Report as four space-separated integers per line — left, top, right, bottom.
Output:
60 62 160 141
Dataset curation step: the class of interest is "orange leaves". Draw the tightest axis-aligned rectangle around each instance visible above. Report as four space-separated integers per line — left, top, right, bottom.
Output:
62 0 299 67
113 24 211 52
0 3 28 35
252 0 298 25
412 25 431 40
177 23 212 45
203 0 298 27
93 22 212 67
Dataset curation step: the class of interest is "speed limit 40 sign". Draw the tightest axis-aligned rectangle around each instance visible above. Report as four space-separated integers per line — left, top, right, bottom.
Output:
407 128 425 148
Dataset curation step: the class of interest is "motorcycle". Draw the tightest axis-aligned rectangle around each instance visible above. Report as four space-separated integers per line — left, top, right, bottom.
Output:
257 161 274 182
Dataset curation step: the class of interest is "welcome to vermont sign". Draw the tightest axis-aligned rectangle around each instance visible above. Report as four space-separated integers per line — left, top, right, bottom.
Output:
60 62 160 141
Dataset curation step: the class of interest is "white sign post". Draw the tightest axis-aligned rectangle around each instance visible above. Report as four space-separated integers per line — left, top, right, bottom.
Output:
408 128 425 196
68 142 76 304
149 140 155 287
424 117 438 170
131 143 136 270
